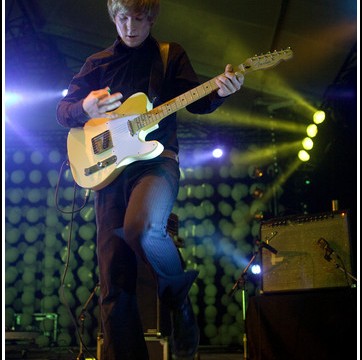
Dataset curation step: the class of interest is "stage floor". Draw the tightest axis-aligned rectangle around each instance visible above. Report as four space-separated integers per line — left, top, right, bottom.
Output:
4 344 244 360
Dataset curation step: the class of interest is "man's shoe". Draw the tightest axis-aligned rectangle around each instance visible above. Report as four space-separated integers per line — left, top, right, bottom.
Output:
169 296 199 359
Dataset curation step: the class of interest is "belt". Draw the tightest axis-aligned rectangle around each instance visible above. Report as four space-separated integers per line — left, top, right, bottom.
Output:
159 149 179 163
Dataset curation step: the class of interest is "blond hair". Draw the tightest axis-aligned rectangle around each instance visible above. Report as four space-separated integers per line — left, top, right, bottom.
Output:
107 0 160 22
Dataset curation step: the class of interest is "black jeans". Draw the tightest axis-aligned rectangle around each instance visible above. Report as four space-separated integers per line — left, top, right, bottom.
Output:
94 157 197 359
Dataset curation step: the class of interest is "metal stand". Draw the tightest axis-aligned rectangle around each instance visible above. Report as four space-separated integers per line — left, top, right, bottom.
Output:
76 284 100 360
318 237 357 284
228 252 257 359
229 241 277 359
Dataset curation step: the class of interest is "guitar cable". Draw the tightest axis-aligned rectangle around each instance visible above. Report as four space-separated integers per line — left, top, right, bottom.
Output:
55 159 90 214
55 158 98 359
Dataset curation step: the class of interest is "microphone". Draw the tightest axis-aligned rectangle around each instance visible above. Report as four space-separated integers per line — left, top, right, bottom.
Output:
258 231 278 254
317 237 335 261
264 231 278 242
256 232 278 254
317 238 357 283
260 241 278 254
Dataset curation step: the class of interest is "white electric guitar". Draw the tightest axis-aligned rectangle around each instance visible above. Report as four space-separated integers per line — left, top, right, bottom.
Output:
67 48 293 190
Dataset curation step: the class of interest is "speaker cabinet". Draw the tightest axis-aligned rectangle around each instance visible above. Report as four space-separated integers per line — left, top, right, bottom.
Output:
260 210 353 293
246 288 357 360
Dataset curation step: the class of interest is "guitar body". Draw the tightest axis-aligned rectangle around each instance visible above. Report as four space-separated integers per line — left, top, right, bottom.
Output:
66 48 293 190
67 92 164 190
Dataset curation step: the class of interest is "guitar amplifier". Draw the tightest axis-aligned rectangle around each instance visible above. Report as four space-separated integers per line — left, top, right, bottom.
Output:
260 210 353 293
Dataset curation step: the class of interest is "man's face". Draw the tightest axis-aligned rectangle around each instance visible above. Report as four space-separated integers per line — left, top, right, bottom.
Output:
114 11 153 48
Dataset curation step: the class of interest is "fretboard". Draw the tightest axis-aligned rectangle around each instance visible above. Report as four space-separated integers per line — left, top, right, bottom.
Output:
130 76 219 134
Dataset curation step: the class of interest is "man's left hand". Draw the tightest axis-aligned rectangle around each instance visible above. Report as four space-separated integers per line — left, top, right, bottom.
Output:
216 64 244 97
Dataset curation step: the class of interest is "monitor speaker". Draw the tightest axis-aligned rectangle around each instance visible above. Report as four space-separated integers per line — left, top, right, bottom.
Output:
260 210 353 293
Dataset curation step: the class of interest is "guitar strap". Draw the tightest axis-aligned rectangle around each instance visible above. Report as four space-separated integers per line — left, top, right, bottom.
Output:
159 41 170 76
148 41 170 104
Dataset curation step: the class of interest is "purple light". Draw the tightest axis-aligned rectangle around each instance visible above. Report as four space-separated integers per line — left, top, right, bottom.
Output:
5 92 23 107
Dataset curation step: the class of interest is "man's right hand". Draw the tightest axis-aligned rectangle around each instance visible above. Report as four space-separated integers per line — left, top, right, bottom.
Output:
82 87 123 118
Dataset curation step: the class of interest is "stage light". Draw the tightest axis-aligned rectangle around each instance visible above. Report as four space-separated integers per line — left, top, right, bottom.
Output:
249 183 265 199
248 166 264 179
251 264 261 275
298 150 310 162
306 124 318 138
253 211 264 221
302 137 314 150
62 89 68 97
212 148 223 158
313 110 325 124
5 92 23 107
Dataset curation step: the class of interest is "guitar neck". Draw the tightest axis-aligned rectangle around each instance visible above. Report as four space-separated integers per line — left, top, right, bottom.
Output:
128 48 293 135
129 76 220 135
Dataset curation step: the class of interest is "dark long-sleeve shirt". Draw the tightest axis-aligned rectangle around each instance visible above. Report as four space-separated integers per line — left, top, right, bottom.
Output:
56 35 225 154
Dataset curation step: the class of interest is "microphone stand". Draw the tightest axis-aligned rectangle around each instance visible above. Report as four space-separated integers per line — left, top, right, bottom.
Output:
77 283 100 360
324 252 357 284
229 241 277 360
229 248 260 360
318 237 357 284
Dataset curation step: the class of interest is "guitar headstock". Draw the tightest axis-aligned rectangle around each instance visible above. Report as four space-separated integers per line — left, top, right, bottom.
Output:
238 48 293 74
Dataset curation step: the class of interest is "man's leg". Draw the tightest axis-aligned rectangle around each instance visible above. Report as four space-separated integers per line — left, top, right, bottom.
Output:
123 160 200 359
97 228 149 360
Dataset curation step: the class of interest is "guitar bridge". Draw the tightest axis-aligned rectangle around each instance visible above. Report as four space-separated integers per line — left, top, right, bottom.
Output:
92 130 113 154
84 155 117 176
